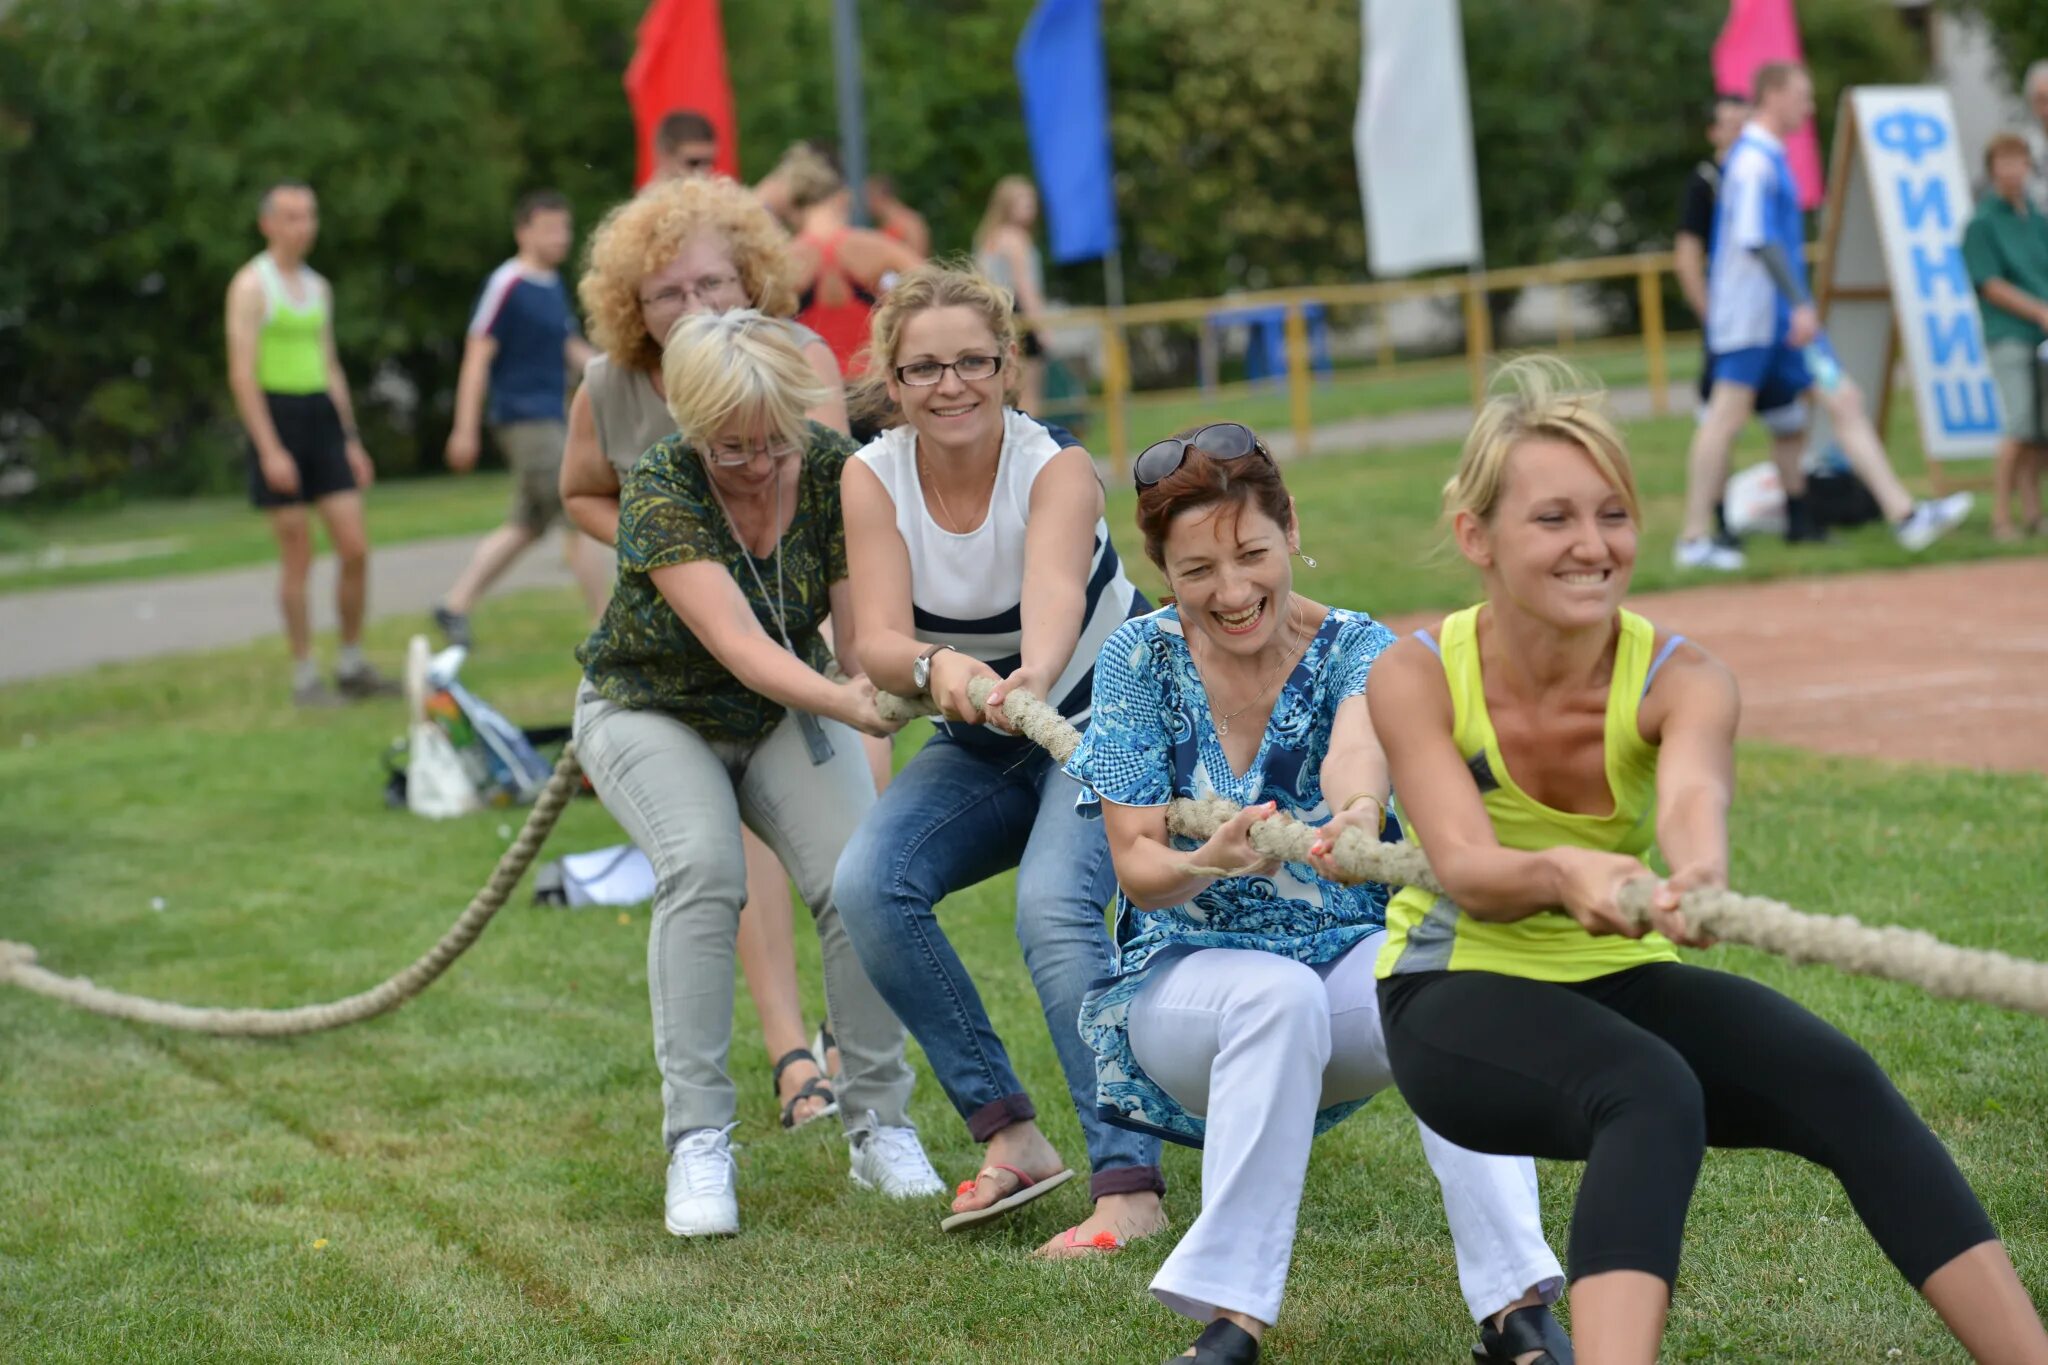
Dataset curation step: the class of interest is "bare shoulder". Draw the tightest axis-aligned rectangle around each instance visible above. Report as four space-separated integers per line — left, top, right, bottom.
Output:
1641 629 1738 735
1367 634 1444 697
1648 631 1733 692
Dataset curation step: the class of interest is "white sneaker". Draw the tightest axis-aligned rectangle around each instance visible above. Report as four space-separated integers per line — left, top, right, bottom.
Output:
847 1111 945 1199
1674 536 1745 572
1895 492 1973 552
664 1123 740 1237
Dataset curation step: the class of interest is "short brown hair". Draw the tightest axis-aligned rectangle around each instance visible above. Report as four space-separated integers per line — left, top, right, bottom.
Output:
655 110 717 155
514 189 569 228
1985 131 2033 175
1133 429 1294 572
1752 62 1804 103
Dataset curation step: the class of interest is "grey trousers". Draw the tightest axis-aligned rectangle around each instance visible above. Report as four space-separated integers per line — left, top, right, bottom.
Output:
574 685 915 1148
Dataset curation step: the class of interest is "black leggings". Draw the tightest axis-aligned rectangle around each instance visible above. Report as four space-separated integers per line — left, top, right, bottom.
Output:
1378 963 1996 1288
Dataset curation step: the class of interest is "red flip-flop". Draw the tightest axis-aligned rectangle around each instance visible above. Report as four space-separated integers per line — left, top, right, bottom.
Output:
1049 1225 1124 1255
938 1163 1075 1232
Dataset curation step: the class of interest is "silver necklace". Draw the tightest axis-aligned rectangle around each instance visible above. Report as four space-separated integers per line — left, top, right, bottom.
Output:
704 457 793 653
1198 605 1308 737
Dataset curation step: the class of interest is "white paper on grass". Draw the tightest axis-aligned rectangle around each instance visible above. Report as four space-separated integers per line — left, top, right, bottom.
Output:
1356 0 1484 277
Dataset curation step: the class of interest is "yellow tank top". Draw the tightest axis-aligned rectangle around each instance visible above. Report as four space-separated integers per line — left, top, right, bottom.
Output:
1376 604 1679 983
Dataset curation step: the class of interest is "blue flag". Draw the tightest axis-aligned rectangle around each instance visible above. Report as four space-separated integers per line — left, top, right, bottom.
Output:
1015 0 1118 264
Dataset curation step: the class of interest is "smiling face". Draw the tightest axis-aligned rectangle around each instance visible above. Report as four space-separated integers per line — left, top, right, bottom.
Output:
1457 437 1636 629
1161 497 1300 660
884 305 1011 456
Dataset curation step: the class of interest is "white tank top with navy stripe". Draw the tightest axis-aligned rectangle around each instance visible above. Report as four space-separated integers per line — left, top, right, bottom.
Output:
854 408 1139 727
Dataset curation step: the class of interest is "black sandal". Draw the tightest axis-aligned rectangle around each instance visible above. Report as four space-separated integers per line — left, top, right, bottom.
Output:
1472 1304 1573 1364
771 1047 838 1131
1163 1317 1259 1365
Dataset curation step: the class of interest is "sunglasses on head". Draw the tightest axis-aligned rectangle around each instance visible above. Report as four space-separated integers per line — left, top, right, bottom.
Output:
1133 422 1268 489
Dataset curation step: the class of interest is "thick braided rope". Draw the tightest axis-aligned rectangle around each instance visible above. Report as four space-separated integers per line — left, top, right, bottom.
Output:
0 749 584 1036
878 684 2048 1020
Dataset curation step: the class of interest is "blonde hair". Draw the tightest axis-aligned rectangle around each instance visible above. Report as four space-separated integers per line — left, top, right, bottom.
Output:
849 259 1020 427
975 175 1035 252
1444 355 1641 527
578 177 800 374
661 310 830 451
776 142 845 213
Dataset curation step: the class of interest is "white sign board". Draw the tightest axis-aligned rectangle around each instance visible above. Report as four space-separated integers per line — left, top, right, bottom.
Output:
1828 87 2002 460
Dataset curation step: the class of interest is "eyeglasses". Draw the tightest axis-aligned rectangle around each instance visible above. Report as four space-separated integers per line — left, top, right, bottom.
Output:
894 354 1003 387
1134 422 1267 489
704 437 800 469
640 272 743 311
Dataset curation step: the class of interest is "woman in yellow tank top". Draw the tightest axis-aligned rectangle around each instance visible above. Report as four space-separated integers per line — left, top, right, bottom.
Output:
1369 358 2044 1364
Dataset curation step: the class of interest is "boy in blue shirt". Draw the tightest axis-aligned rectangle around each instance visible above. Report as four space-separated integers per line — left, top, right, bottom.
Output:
436 191 606 644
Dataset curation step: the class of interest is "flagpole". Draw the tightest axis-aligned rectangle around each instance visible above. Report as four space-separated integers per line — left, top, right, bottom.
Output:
831 0 872 227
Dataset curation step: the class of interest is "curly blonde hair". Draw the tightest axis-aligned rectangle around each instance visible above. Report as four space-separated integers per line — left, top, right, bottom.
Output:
579 177 801 374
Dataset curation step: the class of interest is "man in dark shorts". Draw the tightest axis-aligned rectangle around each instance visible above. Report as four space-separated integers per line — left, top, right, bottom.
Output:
434 191 603 645
1674 94 1812 554
224 181 398 706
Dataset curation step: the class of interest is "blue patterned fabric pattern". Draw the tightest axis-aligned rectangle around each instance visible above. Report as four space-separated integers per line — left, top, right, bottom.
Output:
1062 603 1399 1147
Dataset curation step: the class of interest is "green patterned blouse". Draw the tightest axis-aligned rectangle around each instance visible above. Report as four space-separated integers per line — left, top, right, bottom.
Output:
576 423 853 741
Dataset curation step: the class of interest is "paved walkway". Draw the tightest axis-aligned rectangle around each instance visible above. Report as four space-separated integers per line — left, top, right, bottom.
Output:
0 535 582 683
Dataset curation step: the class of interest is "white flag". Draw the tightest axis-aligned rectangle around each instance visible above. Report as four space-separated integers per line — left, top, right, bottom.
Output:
1356 0 1484 276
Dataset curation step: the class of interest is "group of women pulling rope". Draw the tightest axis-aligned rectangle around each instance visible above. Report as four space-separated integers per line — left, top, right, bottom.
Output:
5 239 2045 1363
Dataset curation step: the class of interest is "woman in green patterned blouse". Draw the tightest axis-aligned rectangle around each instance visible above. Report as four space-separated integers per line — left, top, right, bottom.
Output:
573 310 944 1239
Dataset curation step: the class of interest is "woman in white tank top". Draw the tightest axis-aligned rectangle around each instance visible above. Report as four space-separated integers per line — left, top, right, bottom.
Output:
835 263 1167 1257
560 174 857 1140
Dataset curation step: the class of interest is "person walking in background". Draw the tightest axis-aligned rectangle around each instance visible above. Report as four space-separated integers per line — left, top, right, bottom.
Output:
223 180 398 706
780 144 923 383
1676 63 1969 572
974 176 1052 418
1674 93 1813 551
434 192 605 645
1964 132 2048 541
866 175 930 257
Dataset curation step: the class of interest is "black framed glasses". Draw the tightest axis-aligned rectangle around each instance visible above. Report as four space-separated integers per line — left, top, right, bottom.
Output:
894 354 1004 386
1134 422 1267 489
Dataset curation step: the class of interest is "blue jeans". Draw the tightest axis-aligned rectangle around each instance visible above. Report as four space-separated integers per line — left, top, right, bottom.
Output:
835 729 1165 1198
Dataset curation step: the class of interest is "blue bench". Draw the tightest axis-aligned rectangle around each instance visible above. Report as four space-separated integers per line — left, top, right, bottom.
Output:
1205 303 1333 389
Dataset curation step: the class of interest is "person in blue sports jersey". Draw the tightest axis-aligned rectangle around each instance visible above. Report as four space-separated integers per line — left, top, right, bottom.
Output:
1676 63 1972 572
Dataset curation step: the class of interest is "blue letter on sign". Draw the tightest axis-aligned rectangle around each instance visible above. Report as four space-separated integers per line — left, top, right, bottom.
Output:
1873 109 1947 165
1924 312 1982 367
1933 380 2000 435
1896 177 1952 233
1911 244 1970 300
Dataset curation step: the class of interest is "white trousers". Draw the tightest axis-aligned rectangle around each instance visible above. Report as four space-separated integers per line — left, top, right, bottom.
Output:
1127 942 1564 1326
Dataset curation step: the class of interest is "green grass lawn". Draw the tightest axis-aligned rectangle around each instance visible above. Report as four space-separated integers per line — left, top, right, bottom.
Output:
4 569 2045 1360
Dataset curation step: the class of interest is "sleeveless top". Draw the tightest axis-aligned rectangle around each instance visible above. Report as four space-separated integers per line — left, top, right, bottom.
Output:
976 236 1044 311
584 319 831 479
795 231 880 377
1376 605 1683 983
852 408 1141 742
252 254 328 395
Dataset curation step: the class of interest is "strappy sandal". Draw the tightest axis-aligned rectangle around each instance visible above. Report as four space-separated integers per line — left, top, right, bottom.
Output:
771 1047 838 1132
1165 1317 1260 1364
810 1022 841 1082
1472 1303 1573 1365
936 1162 1075 1232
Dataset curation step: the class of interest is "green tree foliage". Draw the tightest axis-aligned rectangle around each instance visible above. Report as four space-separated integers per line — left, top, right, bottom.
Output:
1950 0 2048 90
0 0 1923 500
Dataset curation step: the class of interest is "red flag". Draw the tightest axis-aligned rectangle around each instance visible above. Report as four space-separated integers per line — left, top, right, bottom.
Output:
624 0 738 188
1712 0 1822 209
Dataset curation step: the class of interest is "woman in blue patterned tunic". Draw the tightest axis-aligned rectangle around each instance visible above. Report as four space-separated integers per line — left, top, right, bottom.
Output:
1064 424 1570 1365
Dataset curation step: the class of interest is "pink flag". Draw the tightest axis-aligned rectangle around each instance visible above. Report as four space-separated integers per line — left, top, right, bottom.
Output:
1713 0 1823 209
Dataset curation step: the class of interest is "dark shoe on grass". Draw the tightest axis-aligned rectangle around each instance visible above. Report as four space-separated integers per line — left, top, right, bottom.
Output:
433 604 472 649
335 663 401 701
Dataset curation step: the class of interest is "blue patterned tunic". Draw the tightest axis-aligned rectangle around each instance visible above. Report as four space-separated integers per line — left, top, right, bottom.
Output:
1063 604 1400 1147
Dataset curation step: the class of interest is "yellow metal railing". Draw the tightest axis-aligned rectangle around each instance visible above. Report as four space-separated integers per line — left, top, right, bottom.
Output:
1053 245 1825 473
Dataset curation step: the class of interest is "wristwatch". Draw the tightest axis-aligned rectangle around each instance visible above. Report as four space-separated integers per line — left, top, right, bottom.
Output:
911 643 955 692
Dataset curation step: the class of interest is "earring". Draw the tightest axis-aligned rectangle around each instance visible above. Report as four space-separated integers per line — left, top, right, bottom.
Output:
1297 548 1317 569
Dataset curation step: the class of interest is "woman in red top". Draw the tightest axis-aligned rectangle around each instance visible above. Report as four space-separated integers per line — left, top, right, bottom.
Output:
779 143 923 382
